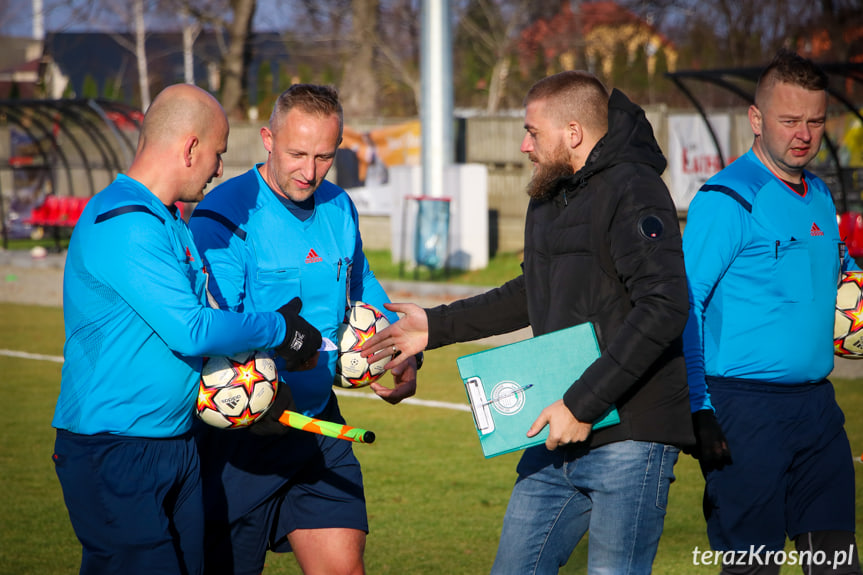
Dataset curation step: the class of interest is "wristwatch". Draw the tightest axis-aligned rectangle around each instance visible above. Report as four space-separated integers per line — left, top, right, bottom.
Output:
414 351 424 370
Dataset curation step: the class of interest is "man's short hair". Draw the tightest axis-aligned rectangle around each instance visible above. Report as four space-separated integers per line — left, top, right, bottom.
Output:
524 71 610 134
755 49 829 106
270 84 344 136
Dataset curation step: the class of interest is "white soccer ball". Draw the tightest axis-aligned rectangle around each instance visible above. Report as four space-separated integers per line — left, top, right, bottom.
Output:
334 301 392 388
836 271 863 358
196 350 278 428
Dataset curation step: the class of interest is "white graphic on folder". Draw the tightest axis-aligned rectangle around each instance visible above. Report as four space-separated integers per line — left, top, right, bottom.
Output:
457 322 619 458
489 381 529 415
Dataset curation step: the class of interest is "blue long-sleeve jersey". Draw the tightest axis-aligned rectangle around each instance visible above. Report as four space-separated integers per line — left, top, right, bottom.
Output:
189 165 395 417
53 175 287 437
683 150 858 412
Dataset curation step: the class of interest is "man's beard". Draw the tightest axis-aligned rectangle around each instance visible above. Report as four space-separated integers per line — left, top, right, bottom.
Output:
526 151 574 200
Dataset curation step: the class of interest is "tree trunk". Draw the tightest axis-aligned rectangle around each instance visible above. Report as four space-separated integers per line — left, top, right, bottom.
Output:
486 57 509 114
134 0 150 111
181 6 201 85
340 0 379 118
221 0 256 120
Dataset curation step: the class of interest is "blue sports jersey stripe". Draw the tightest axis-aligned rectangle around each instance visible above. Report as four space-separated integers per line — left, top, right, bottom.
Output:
701 184 753 212
191 209 247 240
95 204 165 224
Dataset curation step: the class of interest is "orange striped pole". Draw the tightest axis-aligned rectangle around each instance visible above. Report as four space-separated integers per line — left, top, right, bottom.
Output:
278 410 376 444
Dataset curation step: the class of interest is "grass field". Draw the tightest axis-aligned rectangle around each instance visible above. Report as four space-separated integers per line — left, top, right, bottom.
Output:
1 301 861 574
362 249 526 287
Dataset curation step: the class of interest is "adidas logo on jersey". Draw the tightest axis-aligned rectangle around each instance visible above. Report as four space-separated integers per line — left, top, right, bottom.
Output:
810 223 824 236
305 248 323 263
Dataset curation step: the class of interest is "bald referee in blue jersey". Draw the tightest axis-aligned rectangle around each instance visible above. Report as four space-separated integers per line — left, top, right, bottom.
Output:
52 84 321 575
683 50 861 574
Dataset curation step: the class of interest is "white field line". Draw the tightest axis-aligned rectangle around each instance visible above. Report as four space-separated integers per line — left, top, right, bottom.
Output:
0 349 64 363
6 348 863 462
335 388 471 412
0 348 472 413
4 348 862 461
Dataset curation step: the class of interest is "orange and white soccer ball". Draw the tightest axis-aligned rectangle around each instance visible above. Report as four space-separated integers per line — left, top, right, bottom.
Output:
196 351 278 428
835 271 863 358
334 301 392 388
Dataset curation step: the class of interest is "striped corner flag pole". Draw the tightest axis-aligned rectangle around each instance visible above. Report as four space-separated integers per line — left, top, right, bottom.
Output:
278 410 376 444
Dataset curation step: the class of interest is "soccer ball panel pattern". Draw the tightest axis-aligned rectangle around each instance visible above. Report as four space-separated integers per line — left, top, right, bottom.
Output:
835 271 863 358
334 301 392 388
196 351 279 428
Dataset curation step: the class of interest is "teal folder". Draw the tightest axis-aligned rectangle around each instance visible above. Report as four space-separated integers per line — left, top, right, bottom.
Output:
456 322 620 458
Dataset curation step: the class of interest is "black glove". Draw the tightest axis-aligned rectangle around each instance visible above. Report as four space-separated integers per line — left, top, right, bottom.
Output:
688 409 733 472
248 381 297 436
274 297 322 370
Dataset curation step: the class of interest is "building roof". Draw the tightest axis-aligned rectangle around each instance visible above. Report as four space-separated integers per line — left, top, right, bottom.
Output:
0 36 43 71
43 30 290 104
0 37 46 99
518 0 675 72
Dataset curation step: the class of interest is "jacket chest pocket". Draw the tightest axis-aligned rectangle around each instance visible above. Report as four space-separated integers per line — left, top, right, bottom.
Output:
544 221 592 257
255 267 301 307
770 239 813 302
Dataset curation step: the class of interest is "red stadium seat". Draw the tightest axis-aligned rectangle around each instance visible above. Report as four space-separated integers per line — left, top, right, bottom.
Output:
56 196 87 227
70 196 88 225
57 197 74 226
22 195 89 228
40 195 62 227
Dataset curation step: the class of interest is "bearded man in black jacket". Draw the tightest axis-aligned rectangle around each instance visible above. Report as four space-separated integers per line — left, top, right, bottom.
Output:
362 70 694 574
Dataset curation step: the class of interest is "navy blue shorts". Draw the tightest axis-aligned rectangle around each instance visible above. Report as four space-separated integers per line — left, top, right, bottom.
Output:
199 394 367 575
53 429 203 575
704 377 856 551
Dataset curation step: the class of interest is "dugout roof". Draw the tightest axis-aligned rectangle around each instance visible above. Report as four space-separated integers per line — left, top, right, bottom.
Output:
0 99 142 247
0 98 142 197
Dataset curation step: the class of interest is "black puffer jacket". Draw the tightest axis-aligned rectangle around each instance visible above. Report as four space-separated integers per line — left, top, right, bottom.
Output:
427 89 694 449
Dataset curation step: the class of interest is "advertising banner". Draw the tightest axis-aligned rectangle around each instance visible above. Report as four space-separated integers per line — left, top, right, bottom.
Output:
337 120 421 216
667 113 730 211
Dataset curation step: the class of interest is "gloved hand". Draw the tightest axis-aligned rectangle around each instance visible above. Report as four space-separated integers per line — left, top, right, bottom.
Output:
248 381 296 436
274 297 322 370
688 409 732 472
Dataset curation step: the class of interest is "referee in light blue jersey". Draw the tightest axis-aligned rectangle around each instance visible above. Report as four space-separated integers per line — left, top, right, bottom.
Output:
682 50 862 574
189 84 421 575
52 83 321 575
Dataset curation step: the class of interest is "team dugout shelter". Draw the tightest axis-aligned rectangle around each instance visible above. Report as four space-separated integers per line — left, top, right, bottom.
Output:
0 99 142 250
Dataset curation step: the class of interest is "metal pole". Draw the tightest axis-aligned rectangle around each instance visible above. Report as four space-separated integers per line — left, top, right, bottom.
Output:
420 0 453 199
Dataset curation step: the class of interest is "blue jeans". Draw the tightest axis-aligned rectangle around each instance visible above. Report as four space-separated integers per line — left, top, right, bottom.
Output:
491 440 680 575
